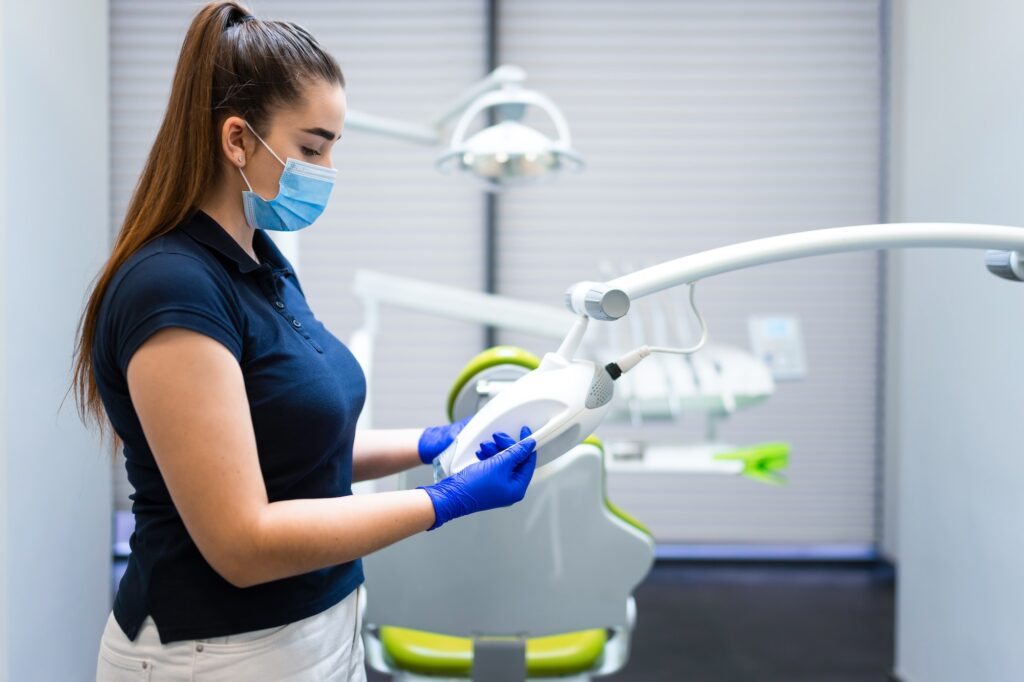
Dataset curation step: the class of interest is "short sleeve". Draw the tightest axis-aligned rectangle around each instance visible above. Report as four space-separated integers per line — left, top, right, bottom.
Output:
107 252 244 374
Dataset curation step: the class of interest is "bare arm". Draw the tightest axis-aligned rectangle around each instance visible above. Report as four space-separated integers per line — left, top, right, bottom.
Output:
126 328 436 589
351 428 424 482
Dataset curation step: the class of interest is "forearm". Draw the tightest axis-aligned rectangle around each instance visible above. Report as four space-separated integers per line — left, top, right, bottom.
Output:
237 489 435 587
351 428 424 481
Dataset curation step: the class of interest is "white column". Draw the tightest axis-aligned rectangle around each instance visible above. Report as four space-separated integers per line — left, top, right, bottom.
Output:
0 0 7 670
888 0 1024 680
0 0 112 679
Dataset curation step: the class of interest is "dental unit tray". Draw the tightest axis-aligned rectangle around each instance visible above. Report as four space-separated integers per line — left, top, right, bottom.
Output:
433 223 1024 479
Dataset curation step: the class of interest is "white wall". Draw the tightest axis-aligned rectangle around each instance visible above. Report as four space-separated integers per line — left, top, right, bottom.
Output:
887 0 1024 679
0 0 112 680
0 0 7 669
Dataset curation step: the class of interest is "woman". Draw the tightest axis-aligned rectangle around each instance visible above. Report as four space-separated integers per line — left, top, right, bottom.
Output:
73 3 537 680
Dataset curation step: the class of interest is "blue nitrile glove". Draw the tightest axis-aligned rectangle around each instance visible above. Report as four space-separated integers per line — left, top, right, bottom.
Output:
419 426 537 530
418 415 472 464
475 430 522 460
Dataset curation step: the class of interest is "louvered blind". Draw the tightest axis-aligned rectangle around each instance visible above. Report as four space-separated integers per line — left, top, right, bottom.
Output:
496 0 884 544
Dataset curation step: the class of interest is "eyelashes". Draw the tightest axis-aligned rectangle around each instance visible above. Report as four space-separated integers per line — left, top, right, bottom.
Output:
300 146 322 157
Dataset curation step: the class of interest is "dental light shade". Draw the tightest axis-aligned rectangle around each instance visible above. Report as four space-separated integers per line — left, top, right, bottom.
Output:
432 339 614 480
343 65 582 190
435 89 583 191
434 223 1024 479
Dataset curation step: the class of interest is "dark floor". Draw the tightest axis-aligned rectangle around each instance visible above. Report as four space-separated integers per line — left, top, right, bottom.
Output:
368 560 896 681
604 561 895 682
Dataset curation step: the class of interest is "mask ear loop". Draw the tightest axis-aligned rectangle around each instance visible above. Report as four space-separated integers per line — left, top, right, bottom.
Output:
238 166 254 192
243 120 286 167
238 119 285 193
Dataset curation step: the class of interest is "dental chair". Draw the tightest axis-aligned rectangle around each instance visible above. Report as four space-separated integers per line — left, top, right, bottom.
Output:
362 347 656 681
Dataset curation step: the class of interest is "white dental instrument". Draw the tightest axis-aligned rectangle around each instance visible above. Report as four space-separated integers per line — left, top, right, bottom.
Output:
433 223 1024 479
432 295 707 480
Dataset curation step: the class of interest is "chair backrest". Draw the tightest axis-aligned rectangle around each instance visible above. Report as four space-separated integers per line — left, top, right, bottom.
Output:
363 442 655 638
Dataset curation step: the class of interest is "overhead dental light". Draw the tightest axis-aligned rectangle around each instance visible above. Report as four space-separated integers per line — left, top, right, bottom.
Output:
434 87 583 191
344 65 582 191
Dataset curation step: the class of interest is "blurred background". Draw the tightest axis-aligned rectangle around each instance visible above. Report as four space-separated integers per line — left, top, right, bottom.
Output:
1 0 1022 680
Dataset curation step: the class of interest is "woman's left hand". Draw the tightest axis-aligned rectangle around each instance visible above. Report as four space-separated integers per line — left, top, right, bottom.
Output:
417 415 472 464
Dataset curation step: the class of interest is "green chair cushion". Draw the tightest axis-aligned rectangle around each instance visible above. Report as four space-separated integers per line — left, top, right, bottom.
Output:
378 626 607 677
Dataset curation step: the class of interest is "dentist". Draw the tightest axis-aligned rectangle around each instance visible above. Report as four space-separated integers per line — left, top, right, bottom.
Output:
73 3 536 680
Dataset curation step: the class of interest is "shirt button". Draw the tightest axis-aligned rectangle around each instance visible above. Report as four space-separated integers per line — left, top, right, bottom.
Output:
195 644 204 652
274 300 285 309
292 319 302 328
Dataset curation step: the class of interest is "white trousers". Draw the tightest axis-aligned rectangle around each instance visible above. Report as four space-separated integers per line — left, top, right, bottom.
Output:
96 587 366 681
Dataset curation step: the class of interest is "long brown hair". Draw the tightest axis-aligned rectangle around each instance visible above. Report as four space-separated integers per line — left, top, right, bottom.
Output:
71 1 344 451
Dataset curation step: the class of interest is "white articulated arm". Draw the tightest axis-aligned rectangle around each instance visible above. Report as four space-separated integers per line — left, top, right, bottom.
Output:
566 223 1024 320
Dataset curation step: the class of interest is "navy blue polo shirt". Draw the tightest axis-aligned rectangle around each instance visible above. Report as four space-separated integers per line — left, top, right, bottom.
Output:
93 209 367 644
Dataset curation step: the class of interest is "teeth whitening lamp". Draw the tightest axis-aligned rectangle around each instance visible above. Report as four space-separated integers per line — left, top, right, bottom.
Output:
433 223 1024 480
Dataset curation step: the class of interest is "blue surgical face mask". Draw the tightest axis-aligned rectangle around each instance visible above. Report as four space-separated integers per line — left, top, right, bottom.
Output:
238 121 337 232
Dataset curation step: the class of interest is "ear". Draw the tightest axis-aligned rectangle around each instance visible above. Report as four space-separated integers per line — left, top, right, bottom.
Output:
220 116 250 168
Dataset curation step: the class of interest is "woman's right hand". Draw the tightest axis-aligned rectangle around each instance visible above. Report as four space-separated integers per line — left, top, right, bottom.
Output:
418 426 537 530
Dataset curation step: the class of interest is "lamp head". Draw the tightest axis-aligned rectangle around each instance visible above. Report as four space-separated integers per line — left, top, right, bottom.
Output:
436 88 583 191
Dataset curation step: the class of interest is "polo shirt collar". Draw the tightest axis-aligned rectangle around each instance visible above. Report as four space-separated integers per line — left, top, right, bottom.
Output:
182 210 293 277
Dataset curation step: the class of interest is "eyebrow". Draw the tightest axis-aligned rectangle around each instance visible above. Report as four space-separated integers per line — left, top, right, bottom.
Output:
302 127 340 141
